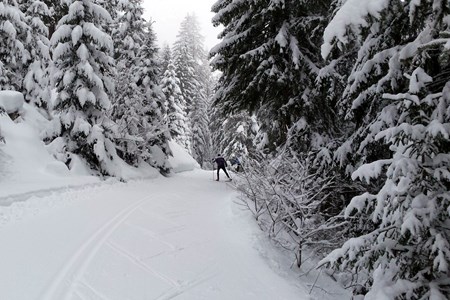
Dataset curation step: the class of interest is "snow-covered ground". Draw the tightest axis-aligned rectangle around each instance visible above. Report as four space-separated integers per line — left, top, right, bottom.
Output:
0 100 349 299
0 170 350 300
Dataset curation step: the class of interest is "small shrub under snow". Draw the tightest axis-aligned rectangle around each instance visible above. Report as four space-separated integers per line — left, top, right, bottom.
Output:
0 91 24 114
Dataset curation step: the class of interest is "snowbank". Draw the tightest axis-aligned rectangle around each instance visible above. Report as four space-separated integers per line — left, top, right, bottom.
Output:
0 101 200 201
0 103 99 199
0 90 24 114
168 140 199 173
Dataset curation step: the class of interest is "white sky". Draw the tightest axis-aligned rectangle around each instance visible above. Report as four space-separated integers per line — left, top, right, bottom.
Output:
142 0 222 51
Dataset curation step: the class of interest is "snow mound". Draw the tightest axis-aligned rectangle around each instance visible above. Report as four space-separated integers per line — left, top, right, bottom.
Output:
0 103 178 201
168 140 199 173
0 103 99 199
0 90 24 114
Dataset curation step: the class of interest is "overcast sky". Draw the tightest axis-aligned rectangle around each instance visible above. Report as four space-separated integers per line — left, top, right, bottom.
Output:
142 0 222 51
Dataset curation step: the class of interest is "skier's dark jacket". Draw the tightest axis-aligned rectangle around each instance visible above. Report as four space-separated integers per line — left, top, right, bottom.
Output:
214 157 227 168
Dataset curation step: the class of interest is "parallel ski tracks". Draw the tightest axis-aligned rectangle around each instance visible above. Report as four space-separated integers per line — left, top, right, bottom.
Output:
40 195 154 300
107 241 180 288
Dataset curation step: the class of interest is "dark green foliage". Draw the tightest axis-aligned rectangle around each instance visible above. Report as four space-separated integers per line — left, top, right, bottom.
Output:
211 0 333 150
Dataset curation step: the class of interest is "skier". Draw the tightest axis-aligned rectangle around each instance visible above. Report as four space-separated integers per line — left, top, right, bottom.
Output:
230 156 242 172
213 154 231 181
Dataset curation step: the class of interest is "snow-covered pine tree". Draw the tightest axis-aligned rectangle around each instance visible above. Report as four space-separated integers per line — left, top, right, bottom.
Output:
320 0 450 298
159 43 172 76
136 21 171 174
40 0 68 38
321 0 412 178
172 42 197 140
49 0 118 175
0 0 30 91
173 18 200 117
111 0 147 166
211 0 332 152
20 0 52 113
161 59 191 151
173 13 213 165
175 13 207 69
190 91 212 167
98 0 118 21
190 58 213 166
218 112 258 159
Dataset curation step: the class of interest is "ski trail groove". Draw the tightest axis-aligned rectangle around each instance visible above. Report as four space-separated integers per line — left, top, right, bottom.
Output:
78 280 110 300
154 267 219 300
137 207 185 227
40 195 153 300
107 241 180 288
124 221 178 251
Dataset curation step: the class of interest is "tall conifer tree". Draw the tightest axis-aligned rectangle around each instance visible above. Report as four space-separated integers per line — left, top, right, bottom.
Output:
136 21 171 173
0 0 30 91
173 13 213 164
49 0 117 174
111 0 147 165
161 59 191 151
320 1 450 297
211 0 332 151
21 0 52 113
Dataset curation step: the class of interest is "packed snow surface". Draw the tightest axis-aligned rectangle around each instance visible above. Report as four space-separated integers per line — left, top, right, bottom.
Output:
0 102 348 300
167 140 199 173
0 170 347 300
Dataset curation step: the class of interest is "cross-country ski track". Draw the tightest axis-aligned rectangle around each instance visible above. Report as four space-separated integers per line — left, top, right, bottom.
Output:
0 169 347 300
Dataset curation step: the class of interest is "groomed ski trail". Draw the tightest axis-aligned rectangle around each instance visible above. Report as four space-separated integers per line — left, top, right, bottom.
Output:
0 169 337 300
41 195 155 299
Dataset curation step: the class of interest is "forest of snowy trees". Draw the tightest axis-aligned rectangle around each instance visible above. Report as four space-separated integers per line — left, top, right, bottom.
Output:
0 0 214 175
1 0 449 298
210 0 450 299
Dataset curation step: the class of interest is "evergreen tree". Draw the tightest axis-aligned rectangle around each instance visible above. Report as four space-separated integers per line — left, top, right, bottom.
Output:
159 43 172 75
211 0 332 152
98 0 118 20
173 39 198 118
320 0 450 297
111 0 147 166
136 21 171 173
161 59 191 151
40 0 68 38
190 59 213 166
21 0 52 113
190 90 212 166
49 0 118 175
219 112 258 159
173 13 213 164
0 0 30 91
173 13 207 113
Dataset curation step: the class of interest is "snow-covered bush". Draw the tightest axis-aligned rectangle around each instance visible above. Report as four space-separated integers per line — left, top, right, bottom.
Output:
236 147 352 268
0 90 24 115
